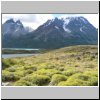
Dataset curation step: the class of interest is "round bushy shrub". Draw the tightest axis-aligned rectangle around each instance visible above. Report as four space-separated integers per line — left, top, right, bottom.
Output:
50 74 67 86
83 70 98 86
62 69 80 76
31 74 50 86
2 72 20 82
58 72 98 86
7 67 16 72
84 70 98 77
58 79 84 86
15 74 51 86
2 60 10 69
24 66 37 71
2 59 17 70
14 80 36 86
56 67 65 71
24 69 33 75
35 69 60 77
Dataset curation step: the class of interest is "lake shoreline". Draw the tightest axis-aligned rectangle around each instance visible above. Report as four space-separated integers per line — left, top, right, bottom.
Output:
2 48 50 55
2 54 39 59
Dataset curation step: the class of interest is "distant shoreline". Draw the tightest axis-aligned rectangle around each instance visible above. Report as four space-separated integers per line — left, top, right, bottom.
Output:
2 48 39 51
2 48 49 54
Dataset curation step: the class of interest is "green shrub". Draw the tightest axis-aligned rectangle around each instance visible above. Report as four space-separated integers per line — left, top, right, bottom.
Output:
2 59 17 70
56 66 65 71
8 59 17 65
87 76 98 86
58 72 98 86
14 71 25 77
24 66 37 71
31 74 50 86
90 55 95 60
83 70 98 86
66 73 89 85
7 66 16 72
14 80 36 86
44 65 56 69
57 81 67 86
15 74 51 86
18 60 25 66
74 64 80 67
58 73 88 86
50 74 67 86
58 79 84 86
62 69 80 76
35 69 60 77
84 63 95 68
2 60 10 69
24 69 33 75
84 70 98 77
2 71 20 82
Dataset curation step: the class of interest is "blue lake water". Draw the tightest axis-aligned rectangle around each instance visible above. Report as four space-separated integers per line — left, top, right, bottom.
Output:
2 48 40 58
2 48 39 51
2 54 38 59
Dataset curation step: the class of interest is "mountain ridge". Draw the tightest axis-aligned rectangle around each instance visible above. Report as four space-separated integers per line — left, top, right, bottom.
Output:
2 16 98 49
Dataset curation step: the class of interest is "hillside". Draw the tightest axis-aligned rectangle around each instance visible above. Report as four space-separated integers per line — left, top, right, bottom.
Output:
2 45 98 86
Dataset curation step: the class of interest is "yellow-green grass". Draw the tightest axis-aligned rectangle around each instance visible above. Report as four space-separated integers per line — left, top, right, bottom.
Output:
2 45 98 86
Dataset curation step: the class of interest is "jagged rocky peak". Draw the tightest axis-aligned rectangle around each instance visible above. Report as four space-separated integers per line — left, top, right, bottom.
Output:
15 20 24 29
16 20 23 25
5 18 15 23
54 17 59 20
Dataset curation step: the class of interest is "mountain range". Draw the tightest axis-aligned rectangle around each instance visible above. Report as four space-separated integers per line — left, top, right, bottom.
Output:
2 16 98 49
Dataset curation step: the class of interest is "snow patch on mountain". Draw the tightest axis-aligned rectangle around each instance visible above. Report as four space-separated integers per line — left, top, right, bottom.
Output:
63 18 70 25
62 18 71 33
63 27 71 33
45 21 51 27
55 26 59 29
44 19 54 27
80 17 87 23
80 27 83 32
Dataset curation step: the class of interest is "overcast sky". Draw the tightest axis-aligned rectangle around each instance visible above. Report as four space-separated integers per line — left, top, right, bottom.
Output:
2 14 99 29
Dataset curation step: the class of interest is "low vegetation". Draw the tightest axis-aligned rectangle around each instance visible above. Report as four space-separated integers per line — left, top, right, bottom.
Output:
2 45 98 86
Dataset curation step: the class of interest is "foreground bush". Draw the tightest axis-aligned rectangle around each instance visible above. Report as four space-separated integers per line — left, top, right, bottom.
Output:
14 80 36 86
35 69 60 77
2 71 20 82
2 59 17 70
14 74 50 86
7 66 16 72
62 69 81 76
58 72 98 86
50 74 67 86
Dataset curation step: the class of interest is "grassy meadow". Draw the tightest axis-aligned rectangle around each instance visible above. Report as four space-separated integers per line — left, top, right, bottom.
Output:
2 45 98 86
